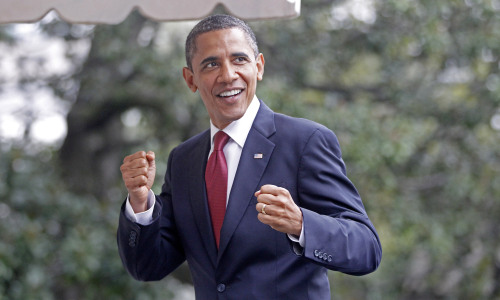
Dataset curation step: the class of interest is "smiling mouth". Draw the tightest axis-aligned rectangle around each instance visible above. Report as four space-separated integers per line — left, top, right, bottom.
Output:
217 89 243 98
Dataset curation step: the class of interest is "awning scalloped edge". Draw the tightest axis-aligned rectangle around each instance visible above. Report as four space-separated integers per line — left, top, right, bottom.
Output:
0 0 301 24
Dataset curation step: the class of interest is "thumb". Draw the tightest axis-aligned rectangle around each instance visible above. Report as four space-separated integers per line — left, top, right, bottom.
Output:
146 151 156 169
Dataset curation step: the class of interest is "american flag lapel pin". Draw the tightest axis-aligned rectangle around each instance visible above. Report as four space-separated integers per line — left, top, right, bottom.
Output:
254 153 263 159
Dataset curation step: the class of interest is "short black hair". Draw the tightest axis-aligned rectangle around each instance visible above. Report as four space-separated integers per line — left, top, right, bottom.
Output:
185 14 259 70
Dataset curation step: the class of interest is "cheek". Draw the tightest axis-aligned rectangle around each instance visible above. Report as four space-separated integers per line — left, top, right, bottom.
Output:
194 76 213 92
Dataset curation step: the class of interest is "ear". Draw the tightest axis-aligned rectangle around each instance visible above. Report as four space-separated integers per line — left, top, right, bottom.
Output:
256 53 265 81
182 67 198 92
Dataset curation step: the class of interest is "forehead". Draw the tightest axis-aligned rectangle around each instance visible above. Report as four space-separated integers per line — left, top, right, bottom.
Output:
193 28 252 58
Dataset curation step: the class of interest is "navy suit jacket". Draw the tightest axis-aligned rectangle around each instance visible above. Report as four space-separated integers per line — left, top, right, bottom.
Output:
117 100 382 299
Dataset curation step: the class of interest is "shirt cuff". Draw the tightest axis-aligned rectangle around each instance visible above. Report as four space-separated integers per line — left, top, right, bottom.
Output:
124 190 156 225
287 222 305 254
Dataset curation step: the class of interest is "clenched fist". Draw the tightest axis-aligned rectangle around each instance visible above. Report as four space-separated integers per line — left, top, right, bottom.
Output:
120 151 156 213
255 184 303 236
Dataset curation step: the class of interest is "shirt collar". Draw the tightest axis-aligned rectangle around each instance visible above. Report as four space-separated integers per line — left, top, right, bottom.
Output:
209 95 260 148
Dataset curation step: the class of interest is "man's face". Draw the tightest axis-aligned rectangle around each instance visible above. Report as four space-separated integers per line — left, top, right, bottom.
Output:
183 28 265 129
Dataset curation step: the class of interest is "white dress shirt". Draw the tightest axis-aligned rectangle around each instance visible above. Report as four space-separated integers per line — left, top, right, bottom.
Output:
125 96 304 247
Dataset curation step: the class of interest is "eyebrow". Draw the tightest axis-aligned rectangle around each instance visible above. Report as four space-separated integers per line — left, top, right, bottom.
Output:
200 56 218 67
232 52 250 59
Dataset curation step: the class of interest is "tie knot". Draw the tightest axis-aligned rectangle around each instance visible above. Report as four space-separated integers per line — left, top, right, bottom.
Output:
213 131 230 151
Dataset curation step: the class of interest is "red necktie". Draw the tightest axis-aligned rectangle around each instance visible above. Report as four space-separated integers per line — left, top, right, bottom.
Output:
205 131 230 248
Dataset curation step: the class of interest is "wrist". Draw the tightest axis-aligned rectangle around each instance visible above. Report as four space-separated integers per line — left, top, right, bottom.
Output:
129 194 148 213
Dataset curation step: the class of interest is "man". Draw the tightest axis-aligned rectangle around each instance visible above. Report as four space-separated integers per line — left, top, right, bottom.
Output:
118 14 382 299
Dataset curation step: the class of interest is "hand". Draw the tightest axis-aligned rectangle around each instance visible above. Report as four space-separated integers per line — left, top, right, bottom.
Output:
255 184 303 236
120 151 156 213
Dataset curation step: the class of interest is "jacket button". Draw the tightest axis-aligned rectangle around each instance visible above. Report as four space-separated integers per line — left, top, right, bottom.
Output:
217 283 226 292
129 231 137 247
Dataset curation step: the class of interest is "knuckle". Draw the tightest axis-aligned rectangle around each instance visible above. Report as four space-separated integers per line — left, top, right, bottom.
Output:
134 175 145 185
138 158 146 166
278 187 289 196
274 197 286 206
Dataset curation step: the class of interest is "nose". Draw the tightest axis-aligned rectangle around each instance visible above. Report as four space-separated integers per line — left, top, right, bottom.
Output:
217 63 238 83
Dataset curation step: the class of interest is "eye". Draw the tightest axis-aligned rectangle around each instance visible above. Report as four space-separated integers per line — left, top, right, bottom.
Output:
205 62 217 68
234 57 249 64
201 61 219 71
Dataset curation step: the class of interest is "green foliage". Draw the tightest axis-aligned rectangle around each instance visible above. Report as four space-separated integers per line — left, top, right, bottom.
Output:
0 146 194 299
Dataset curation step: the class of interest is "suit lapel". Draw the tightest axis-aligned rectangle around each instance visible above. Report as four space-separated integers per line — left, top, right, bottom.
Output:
187 130 218 266
218 101 276 259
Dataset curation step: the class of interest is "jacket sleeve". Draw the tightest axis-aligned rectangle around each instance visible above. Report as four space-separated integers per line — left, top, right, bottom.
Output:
297 127 382 275
117 148 186 281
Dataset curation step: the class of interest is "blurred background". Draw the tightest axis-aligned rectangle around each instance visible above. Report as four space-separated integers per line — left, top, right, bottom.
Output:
1 0 499 299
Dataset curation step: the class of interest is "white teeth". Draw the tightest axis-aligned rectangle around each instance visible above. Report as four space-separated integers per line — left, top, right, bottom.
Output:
219 89 241 97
